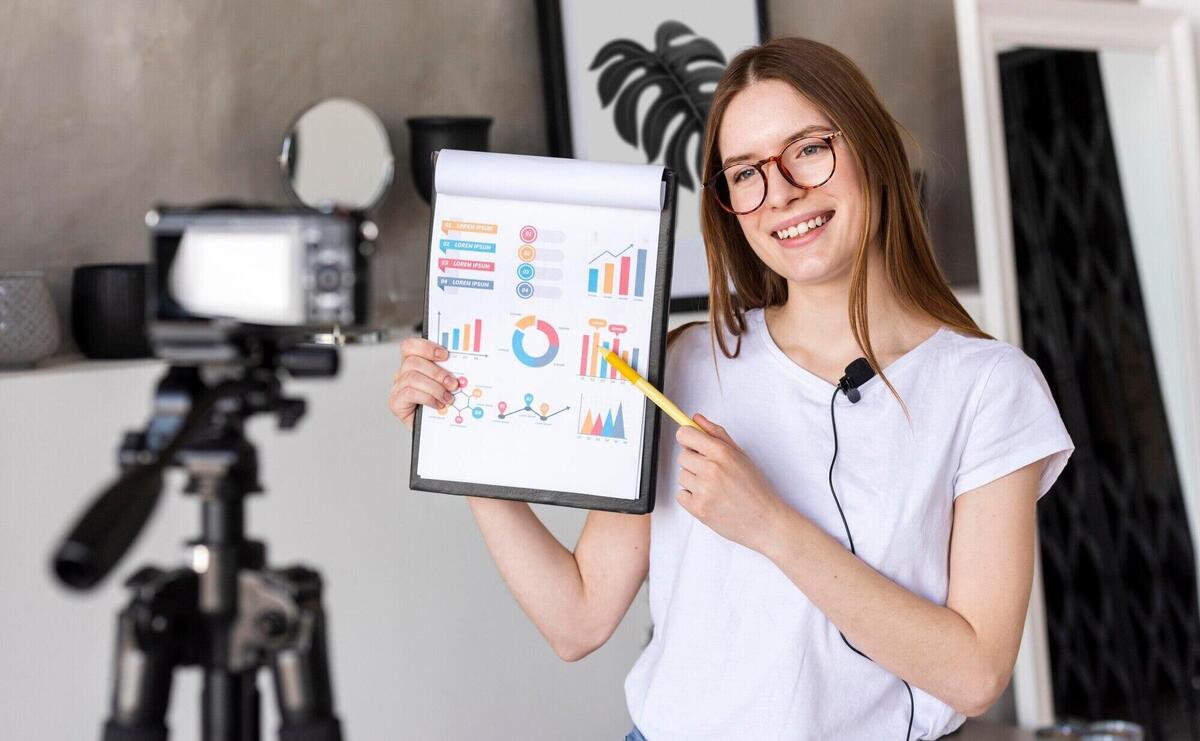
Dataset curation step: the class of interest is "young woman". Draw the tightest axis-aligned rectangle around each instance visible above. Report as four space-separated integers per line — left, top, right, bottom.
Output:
390 37 1073 741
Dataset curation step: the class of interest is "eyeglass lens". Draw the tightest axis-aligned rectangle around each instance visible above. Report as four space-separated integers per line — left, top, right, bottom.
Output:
713 137 835 214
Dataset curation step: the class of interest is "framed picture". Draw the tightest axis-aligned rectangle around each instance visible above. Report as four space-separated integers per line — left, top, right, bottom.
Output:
536 0 770 311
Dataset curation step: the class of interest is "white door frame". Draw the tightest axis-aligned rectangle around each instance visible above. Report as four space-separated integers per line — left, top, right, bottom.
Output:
954 0 1200 728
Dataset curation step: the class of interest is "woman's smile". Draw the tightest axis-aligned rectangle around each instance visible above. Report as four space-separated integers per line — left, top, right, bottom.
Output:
771 209 836 247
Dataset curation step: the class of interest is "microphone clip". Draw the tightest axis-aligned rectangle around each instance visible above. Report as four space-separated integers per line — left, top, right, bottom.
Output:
837 375 862 404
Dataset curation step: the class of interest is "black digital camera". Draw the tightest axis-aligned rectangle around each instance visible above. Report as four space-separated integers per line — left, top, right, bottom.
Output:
147 205 376 364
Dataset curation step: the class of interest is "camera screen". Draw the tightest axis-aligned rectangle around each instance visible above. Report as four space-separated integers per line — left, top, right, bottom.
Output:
170 226 306 326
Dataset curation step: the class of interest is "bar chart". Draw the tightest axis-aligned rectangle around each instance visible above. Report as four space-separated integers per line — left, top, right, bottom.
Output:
578 318 640 381
587 245 648 298
436 312 485 355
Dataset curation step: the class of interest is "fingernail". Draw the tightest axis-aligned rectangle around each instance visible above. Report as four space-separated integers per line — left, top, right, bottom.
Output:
436 347 449 359
444 375 457 388
443 391 454 403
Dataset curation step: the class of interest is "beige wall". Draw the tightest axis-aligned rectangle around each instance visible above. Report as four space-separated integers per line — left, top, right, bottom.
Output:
768 0 978 287
0 0 978 351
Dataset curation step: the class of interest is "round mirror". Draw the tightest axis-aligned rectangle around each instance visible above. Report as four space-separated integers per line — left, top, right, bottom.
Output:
280 98 394 211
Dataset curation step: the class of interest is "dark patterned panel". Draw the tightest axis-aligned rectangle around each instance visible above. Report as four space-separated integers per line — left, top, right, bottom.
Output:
998 48 1200 739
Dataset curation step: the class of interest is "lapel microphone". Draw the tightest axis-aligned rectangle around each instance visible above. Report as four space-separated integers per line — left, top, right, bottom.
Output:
836 358 876 403
828 354 914 737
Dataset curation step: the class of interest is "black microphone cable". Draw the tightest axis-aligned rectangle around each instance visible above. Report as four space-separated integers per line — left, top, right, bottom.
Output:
829 372 915 741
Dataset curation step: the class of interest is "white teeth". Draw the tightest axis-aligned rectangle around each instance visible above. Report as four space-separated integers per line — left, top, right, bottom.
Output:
775 213 832 240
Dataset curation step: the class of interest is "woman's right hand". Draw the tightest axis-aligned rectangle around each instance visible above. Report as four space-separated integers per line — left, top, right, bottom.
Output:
389 337 460 430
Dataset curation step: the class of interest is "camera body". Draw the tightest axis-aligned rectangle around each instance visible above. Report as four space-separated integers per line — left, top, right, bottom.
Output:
147 205 374 364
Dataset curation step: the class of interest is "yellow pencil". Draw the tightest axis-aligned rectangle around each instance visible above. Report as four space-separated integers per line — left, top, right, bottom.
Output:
599 347 700 429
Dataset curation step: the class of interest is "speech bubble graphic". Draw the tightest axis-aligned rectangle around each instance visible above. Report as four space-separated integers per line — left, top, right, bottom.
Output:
438 258 494 273
442 220 497 235
439 239 496 255
437 277 494 291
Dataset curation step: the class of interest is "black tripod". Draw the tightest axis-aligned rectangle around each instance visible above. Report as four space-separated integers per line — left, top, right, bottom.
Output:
53 353 344 741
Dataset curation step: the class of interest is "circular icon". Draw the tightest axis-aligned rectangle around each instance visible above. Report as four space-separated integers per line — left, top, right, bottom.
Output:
520 225 538 243
457 376 468 388
516 282 535 299
517 263 535 280
471 407 484 420
472 388 482 398
498 401 508 414
517 244 536 261
511 315 560 368
454 415 463 424
524 393 534 405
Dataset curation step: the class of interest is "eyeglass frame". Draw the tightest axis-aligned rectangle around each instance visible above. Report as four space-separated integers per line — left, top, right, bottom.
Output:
702 130 844 215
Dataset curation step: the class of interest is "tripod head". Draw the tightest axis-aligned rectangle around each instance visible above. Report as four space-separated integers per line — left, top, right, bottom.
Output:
51 340 338 590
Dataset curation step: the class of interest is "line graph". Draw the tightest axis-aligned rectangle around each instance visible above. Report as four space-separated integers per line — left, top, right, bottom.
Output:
588 245 634 264
496 393 570 422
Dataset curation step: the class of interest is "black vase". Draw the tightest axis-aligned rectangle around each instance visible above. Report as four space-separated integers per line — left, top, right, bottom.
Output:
406 116 492 203
71 263 152 359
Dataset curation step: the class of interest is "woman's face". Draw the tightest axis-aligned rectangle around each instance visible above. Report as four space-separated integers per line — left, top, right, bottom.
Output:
716 79 868 288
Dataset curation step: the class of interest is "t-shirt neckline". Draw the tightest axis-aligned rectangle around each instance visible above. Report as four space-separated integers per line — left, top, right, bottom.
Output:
750 309 947 400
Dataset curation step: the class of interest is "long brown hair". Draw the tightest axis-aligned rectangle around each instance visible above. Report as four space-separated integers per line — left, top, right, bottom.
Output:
686 37 989 409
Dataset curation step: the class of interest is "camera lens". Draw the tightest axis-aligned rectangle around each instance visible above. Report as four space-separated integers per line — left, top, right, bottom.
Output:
316 266 341 291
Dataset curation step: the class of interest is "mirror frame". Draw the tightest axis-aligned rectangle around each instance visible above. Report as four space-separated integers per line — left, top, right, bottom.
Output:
955 0 1200 727
279 97 395 212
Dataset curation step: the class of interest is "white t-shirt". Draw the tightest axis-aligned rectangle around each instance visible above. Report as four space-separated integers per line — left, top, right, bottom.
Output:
624 308 1074 741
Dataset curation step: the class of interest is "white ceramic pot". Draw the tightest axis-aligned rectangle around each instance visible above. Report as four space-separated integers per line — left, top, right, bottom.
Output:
0 271 61 368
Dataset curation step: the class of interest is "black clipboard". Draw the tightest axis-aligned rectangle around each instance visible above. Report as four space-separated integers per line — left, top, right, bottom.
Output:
409 150 678 514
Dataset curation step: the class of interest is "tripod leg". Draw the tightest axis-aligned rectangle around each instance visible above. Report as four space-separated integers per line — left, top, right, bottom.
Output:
267 571 342 741
102 604 172 741
201 667 261 741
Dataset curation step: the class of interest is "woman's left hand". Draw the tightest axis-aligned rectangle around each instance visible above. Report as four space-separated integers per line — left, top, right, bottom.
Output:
676 413 790 554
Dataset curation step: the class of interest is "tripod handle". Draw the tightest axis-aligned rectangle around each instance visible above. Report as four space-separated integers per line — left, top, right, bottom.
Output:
53 373 223 591
53 463 166 590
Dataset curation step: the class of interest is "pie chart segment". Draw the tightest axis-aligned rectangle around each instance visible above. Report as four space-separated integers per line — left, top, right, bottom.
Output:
511 314 560 368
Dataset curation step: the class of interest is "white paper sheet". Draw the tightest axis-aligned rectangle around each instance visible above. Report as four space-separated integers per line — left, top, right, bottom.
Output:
434 149 665 212
415 150 666 501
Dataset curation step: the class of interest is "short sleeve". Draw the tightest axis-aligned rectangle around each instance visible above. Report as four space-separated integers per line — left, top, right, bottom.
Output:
953 346 1075 500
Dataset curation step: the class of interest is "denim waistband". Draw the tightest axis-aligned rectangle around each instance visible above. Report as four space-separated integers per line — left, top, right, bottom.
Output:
624 726 648 741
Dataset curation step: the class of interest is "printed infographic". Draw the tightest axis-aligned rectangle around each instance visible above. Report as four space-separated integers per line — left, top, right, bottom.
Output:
415 192 663 500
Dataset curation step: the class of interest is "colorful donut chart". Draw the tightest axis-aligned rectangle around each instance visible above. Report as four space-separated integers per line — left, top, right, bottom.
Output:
511 314 559 367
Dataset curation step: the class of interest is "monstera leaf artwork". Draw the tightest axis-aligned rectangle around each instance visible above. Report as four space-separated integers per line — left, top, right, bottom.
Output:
589 21 726 191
